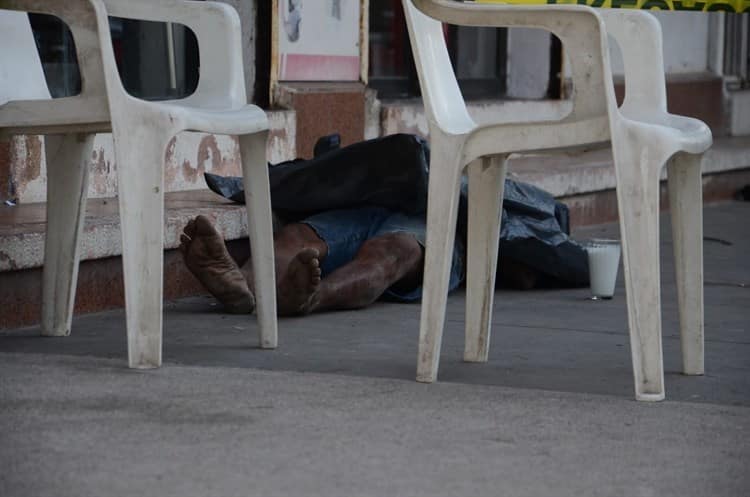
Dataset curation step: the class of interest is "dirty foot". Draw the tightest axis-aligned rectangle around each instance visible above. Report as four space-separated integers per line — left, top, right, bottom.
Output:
179 215 255 314
277 248 322 316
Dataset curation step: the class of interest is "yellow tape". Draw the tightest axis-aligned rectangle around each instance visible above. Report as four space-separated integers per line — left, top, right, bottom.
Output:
477 0 750 12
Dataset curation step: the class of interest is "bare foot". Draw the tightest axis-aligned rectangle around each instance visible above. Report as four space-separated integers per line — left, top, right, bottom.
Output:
179 215 255 314
277 248 322 316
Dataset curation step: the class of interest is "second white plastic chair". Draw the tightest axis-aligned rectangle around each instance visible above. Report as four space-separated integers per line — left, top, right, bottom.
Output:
403 0 710 400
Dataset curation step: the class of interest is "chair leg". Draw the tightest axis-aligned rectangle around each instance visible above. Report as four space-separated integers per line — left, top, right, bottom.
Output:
238 131 278 349
464 155 507 363
667 152 704 375
41 133 94 337
417 135 464 383
113 127 170 369
613 143 666 401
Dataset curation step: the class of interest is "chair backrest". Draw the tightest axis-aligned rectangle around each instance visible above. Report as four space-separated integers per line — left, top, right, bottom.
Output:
402 0 476 133
102 0 247 107
0 11 51 105
406 0 614 126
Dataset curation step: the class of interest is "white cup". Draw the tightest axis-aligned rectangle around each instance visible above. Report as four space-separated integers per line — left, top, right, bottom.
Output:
586 239 621 300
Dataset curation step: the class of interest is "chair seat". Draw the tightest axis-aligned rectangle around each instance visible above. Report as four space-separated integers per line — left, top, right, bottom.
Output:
153 101 269 136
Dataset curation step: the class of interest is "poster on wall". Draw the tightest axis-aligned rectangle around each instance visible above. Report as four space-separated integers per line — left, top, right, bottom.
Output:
276 0 361 81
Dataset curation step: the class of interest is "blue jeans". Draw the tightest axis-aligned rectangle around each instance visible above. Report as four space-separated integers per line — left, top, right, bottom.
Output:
301 206 465 302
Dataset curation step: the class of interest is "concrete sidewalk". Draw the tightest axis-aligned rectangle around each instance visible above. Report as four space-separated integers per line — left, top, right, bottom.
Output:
1 202 749 496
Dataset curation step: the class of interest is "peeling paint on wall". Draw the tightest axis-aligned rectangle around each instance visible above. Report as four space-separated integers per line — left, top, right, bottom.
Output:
267 109 297 162
0 139 12 202
381 103 429 138
20 136 42 184
9 135 47 203
3 110 297 204
90 146 116 196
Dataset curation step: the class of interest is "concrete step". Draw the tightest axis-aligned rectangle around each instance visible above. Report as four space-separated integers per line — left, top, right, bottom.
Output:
0 190 253 329
1 137 749 329
508 136 750 226
1 190 257 272
4 135 749 274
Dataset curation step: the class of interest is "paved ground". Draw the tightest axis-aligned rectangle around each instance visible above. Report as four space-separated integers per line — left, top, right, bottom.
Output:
1 202 749 497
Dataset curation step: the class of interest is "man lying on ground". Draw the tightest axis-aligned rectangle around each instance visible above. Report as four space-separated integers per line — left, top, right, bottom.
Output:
183 133 588 314
179 207 464 316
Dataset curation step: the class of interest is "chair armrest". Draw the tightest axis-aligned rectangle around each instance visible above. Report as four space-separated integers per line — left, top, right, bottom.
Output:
102 0 246 105
410 0 612 121
599 9 668 115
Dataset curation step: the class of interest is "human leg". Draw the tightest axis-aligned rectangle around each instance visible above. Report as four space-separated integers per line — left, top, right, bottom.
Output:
181 207 462 316
309 231 425 312
307 211 464 312
181 216 325 315
237 223 327 287
237 222 326 316
253 206 428 315
179 215 255 313
264 206 394 314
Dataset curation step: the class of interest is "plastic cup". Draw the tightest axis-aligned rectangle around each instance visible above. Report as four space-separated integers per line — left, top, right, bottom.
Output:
586 239 621 300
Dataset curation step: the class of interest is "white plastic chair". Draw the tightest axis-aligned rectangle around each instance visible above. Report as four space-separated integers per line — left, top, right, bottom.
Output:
403 0 710 401
0 0 278 368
